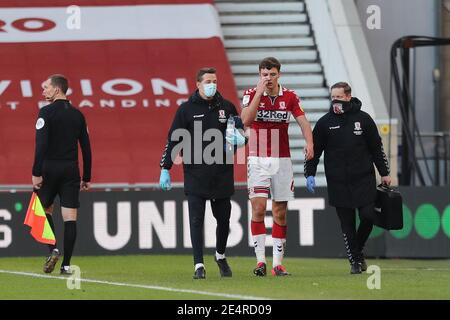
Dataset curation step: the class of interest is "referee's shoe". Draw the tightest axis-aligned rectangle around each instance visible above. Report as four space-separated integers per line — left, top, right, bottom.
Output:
214 257 232 277
43 249 60 273
60 265 73 275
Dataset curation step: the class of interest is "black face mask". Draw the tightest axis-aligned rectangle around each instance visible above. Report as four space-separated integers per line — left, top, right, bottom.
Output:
331 99 351 114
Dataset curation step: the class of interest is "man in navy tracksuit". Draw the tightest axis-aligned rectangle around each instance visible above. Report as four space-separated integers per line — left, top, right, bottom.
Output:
159 67 246 279
304 82 391 274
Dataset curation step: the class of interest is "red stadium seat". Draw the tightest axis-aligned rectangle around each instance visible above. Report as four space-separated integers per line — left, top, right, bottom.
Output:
0 0 246 186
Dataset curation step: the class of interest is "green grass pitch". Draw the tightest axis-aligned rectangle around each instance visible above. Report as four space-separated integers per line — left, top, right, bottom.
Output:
1 255 449 299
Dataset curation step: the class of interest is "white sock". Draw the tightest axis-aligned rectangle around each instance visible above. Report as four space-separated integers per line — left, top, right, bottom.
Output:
252 234 266 263
272 237 285 267
195 263 205 271
215 251 226 260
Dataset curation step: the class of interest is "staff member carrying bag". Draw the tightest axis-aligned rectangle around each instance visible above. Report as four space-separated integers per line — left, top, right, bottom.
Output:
305 82 391 274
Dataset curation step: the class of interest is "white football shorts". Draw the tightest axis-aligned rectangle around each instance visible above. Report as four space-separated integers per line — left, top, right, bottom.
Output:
247 156 294 201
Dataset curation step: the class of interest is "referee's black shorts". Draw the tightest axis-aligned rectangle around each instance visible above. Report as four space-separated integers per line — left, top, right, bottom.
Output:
38 160 81 209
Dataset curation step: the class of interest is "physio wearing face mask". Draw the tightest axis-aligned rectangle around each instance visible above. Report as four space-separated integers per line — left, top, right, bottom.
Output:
331 99 352 114
203 83 217 98
159 67 246 280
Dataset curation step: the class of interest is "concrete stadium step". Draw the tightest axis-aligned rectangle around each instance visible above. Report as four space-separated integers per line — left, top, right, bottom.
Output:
223 25 310 37
289 139 306 148
220 13 307 25
224 37 314 48
289 128 320 138
288 119 325 137
227 49 317 63
294 88 330 98
235 74 324 87
288 112 324 124
290 149 311 161
300 99 330 111
290 138 310 148
289 111 326 124
215 2 305 13
232 63 321 74
296 106 327 114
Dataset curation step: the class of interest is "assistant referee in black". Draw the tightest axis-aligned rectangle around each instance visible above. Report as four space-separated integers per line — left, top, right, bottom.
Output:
159 67 246 279
32 74 92 275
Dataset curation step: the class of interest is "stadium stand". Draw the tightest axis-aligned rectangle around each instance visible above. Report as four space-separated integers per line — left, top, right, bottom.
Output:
215 0 329 186
0 0 247 187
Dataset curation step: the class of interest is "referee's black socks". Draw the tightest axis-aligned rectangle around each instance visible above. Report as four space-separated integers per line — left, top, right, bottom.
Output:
45 213 57 253
62 221 77 267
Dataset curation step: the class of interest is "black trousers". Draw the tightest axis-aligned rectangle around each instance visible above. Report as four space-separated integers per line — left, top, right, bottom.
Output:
187 194 231 265
336 203 376 264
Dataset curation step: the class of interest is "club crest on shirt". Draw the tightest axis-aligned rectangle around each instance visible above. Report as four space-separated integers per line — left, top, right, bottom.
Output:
279 101 286 110
218 109 227 123
259 102 265 109
353 121 363 135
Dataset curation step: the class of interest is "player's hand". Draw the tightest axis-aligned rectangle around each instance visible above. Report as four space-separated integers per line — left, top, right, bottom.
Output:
304 143 314 161
255 77 269 95
306 176 315 193
160 169 172 191
381 176 391 186
32 175 43 190
80 181 90 191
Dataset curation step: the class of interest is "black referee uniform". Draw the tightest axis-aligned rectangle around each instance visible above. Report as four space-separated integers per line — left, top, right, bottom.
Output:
33 98 91 269
160 90 241 277
33 99 91 207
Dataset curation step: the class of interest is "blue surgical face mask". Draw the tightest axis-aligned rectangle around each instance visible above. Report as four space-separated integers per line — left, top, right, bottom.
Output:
203 83 217 98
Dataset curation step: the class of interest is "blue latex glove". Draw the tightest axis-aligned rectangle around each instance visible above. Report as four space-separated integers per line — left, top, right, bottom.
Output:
159 169 171 191
306 176 315 193
226 128 246 147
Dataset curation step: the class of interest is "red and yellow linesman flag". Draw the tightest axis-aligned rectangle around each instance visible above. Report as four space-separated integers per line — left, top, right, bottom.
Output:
23 192 56 245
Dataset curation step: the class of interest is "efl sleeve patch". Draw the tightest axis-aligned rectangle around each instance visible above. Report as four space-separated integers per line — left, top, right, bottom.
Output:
242 94 250 108
35 118 45 130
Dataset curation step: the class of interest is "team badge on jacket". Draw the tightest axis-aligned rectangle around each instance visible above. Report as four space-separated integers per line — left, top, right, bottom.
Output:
353 122 362 135
218 110 227 123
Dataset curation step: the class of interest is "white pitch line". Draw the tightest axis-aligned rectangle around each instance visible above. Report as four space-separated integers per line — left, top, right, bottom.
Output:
382 268 450 271
0 269 270 300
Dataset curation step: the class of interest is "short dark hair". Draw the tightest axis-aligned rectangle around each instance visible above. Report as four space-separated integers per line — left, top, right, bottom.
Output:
196 67 216 82
259 57 281 72
331 82 352 95
48 74 69 94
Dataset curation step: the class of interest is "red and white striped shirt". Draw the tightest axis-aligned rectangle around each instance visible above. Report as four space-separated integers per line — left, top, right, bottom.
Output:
242 85 305 158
